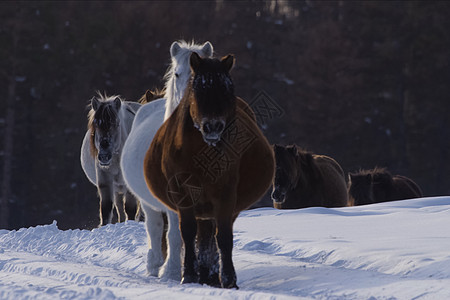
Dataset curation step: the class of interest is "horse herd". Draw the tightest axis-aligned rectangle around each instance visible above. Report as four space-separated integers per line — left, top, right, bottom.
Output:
80 40 423 289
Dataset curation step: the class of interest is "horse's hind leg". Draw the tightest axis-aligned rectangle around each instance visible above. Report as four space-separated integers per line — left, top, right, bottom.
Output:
141 204 164 276
124 191 138 220
159 210 182 281
197 219 220 287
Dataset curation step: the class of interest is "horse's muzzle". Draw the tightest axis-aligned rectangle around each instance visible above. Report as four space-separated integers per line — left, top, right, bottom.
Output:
271 189 286 204
98 152 112 167
202 119 226 146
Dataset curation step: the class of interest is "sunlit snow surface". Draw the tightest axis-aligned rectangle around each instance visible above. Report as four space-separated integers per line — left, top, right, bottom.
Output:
1 196 450 299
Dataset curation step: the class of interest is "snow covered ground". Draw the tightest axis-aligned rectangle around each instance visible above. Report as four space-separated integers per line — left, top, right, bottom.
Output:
1 196 450 299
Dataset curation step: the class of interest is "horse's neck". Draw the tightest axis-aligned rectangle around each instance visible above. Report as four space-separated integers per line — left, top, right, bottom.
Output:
167 97 196 148
126 101 141 114
164 80 180 121
164 72 191 121
164 96 177 121
118 104 135 143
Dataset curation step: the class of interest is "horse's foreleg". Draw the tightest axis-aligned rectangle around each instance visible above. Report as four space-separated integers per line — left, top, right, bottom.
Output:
142 204 164 276
114 192 126 223
97 183 114 226
197 219 220 287
159 210 182 281
124 191 138 221
216 216 238 289
179 208 198 284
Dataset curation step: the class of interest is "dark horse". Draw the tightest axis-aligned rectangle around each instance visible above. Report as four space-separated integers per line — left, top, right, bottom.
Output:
348 167 423 205
271 144 349 209
144 53 275 288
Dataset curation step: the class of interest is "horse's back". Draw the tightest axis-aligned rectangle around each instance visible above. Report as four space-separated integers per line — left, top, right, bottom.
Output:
313 155 345 178
312 154 348 207
121 98 168 211
132 98 165 129
392 175 423 199
80 129 97 185
125 101 142 114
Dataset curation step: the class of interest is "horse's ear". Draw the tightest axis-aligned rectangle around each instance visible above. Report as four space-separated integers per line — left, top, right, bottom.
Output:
272 144 281 152
221 54 235 72
348 173 354 183
113 97 121 110
170 41 182 57
145 90 153 102
91 97 100 111
201 41 213 57
190 52 202 72
287 145 298 157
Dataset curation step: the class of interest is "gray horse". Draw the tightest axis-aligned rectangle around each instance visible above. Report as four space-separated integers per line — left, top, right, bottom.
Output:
80 92 141 226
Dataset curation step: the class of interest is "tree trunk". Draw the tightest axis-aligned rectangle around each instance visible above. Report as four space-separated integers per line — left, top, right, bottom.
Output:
1 76 16 229
1 8 19 229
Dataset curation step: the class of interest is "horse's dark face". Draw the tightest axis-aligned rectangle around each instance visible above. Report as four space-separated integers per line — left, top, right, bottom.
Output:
189 52 236 146
91 97 122 167
348 173 373 205
271 145 299 204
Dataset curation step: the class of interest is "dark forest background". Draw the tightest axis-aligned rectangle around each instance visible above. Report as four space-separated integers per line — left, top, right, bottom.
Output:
1 1 449 230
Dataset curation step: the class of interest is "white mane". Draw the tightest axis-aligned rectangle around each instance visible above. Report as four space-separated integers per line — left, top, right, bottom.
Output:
163 40 213 120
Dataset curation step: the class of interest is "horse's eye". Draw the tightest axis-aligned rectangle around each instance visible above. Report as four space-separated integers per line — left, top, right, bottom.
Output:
175 73 180 78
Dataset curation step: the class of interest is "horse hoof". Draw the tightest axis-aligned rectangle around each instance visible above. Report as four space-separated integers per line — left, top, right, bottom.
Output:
159 265 182 282
220 275 238 289
199 274 221 288
208 274 221 288
181 274 198 284
222 282 238 289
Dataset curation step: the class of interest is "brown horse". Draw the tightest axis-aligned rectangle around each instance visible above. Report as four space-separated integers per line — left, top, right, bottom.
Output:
271 145 349 209
348 167 423 205
138 89 165 104
144 53 275 288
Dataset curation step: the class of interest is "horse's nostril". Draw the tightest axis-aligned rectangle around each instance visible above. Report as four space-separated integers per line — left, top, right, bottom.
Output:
98 153 112 163
203 120 225 134
272 190 279 198
203 122 212 134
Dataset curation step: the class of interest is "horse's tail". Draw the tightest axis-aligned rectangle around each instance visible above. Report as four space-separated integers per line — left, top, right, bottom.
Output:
394 175 423 198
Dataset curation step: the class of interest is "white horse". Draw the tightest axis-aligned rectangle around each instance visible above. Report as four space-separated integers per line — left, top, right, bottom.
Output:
120 40 213 280
80 93 141 226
